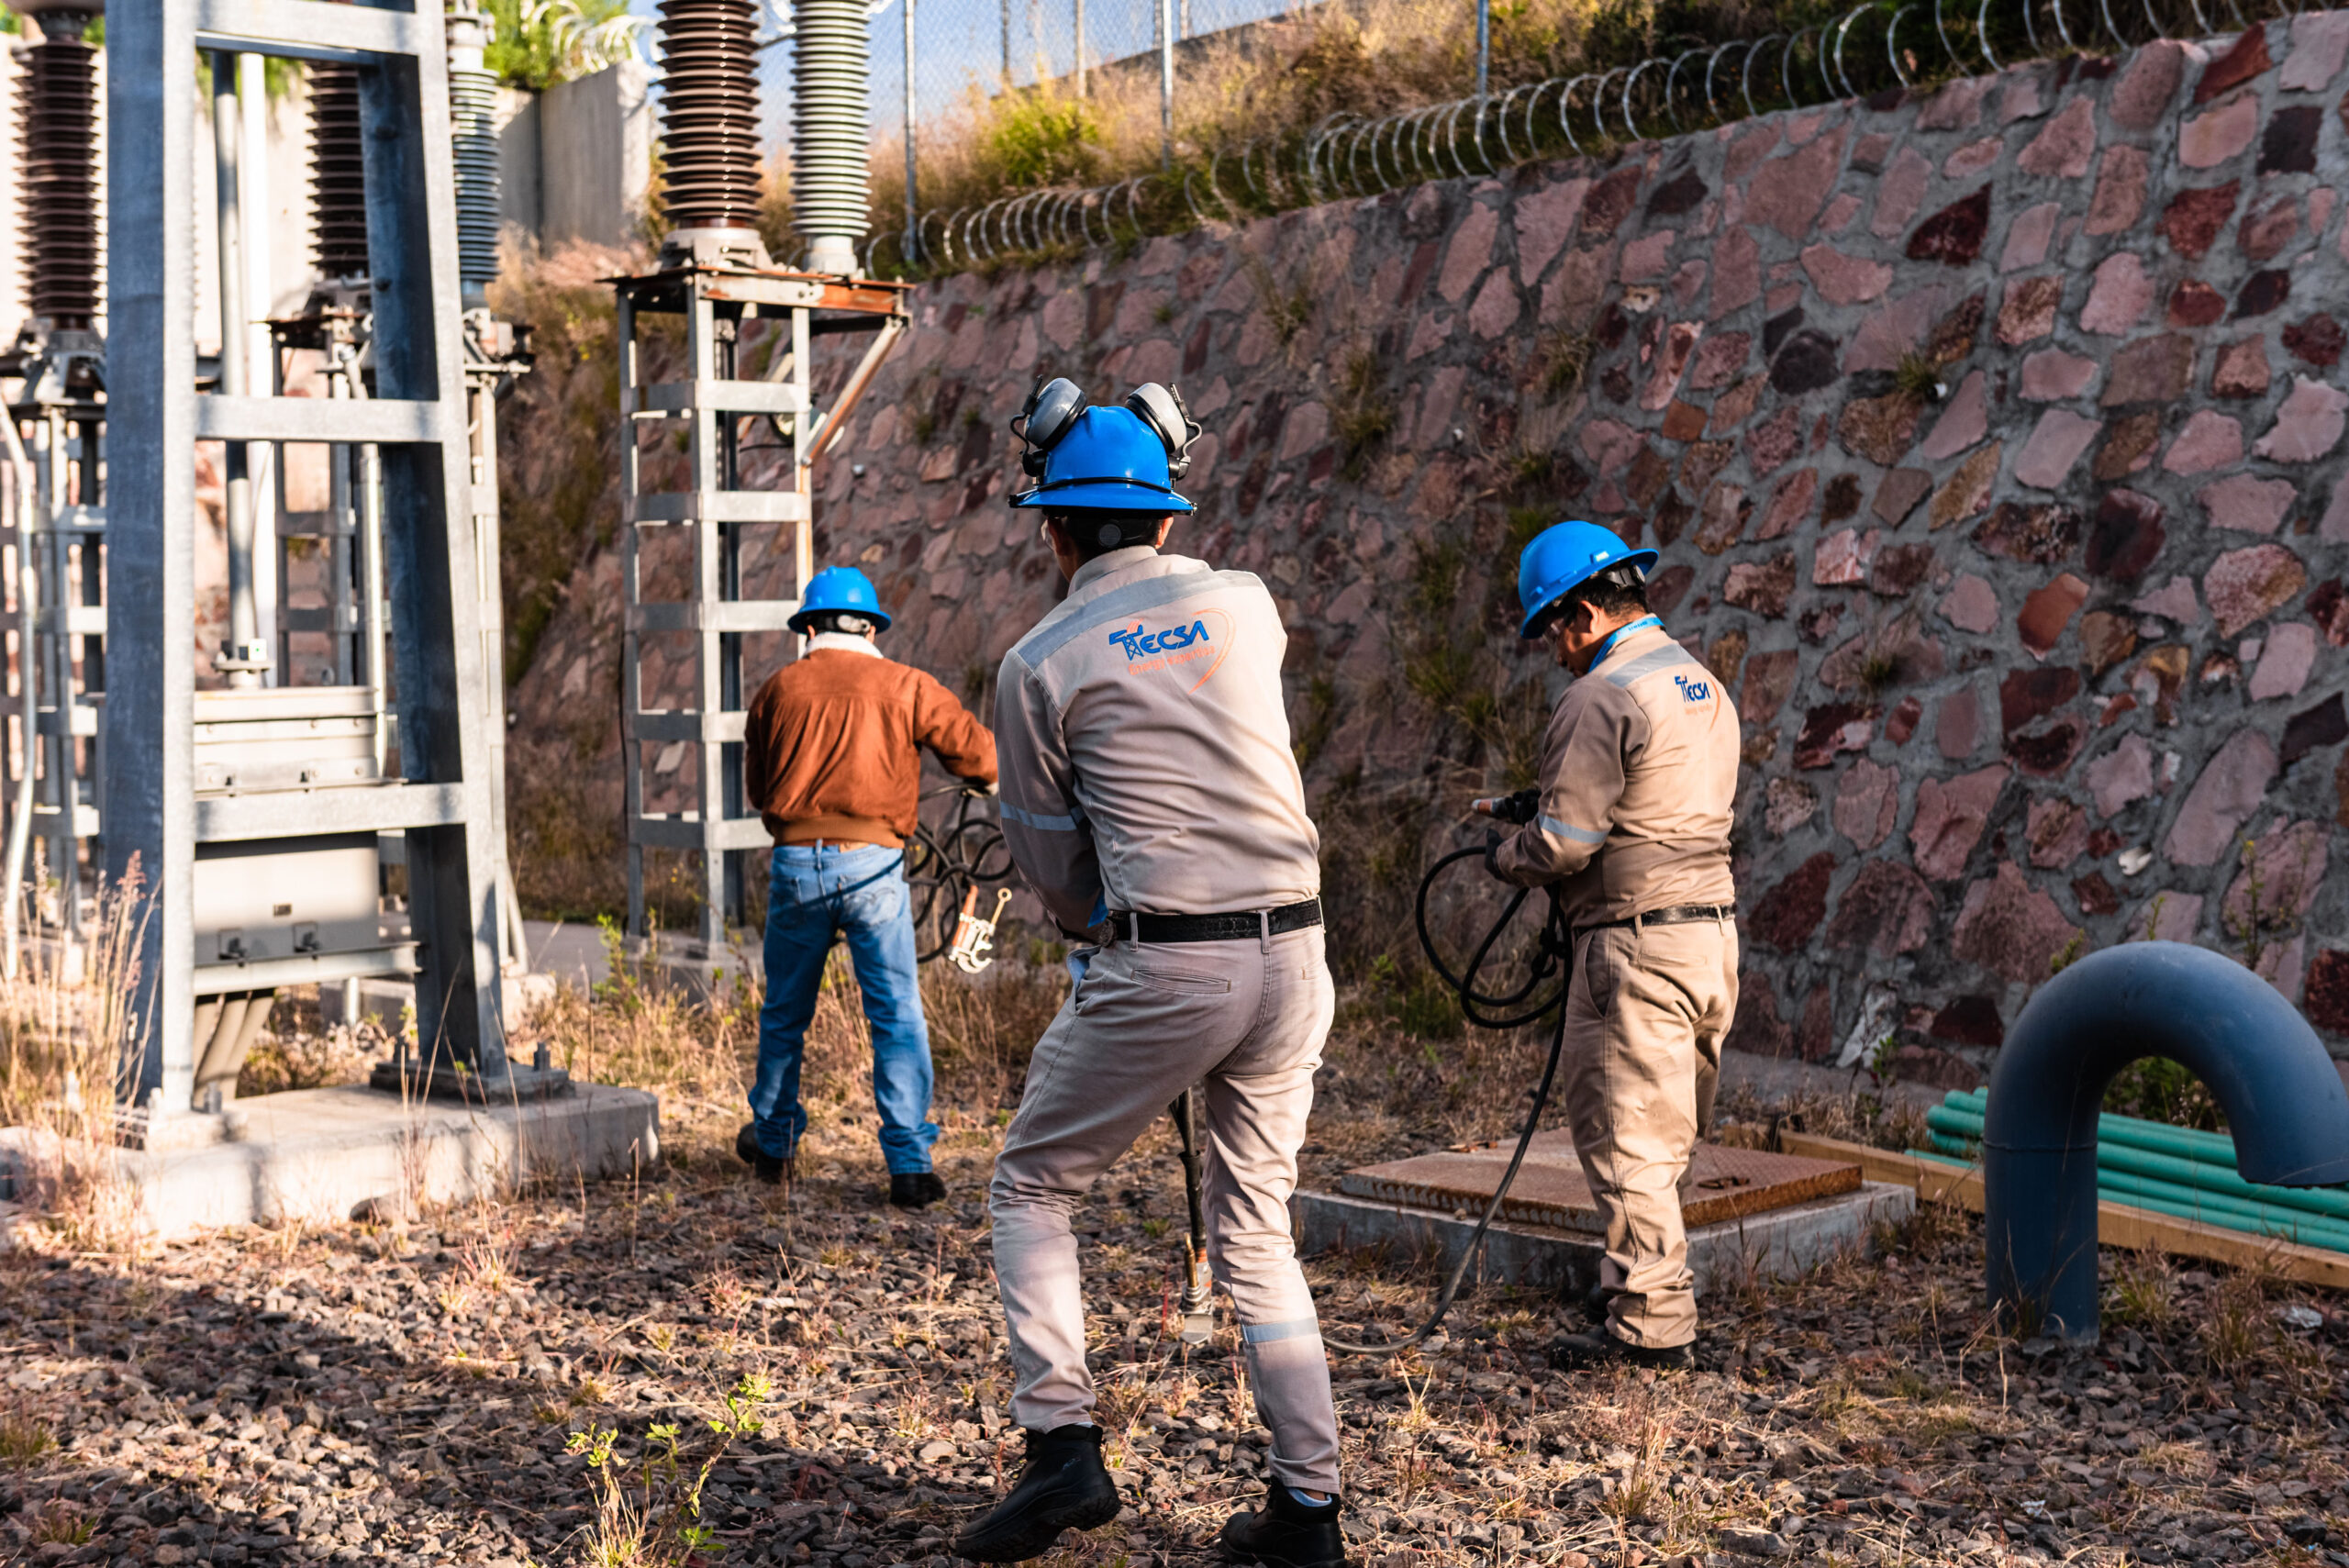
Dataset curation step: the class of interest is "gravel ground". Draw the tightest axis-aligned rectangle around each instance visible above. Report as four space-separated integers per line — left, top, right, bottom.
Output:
3 984 2346 1568
6 1122 2348 1568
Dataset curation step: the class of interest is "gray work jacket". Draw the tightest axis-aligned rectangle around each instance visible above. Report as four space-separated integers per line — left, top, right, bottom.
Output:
1494 621 1741 929
994 547 1322 936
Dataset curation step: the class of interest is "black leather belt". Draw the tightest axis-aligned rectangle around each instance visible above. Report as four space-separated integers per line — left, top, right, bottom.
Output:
1117 898 1324 944
1576 903 1736 937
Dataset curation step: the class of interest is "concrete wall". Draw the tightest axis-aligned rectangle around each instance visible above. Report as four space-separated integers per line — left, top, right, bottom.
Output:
511 18 2349 1072
497 83 545 238
540 61 654 250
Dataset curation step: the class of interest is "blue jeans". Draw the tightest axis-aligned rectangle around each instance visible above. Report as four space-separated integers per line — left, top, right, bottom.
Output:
750 843 939 1174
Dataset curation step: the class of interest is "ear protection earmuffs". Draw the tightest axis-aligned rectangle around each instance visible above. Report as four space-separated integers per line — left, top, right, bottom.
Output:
1125 382 1201 480
1011 376 1086 478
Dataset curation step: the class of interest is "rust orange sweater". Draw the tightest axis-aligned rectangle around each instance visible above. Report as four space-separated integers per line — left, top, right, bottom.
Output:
742 639 997 847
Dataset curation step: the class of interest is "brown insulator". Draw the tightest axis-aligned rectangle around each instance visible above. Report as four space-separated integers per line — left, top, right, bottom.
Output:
18 25 101 330
657 0 765 234
309 60 372 279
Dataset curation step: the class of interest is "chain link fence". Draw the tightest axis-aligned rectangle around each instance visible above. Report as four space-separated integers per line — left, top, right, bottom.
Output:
746 0 1370 255
751 0 1324 155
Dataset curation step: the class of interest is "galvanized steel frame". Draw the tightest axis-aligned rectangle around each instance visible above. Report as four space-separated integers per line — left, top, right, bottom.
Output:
615 267 907 952
106 0 510 1111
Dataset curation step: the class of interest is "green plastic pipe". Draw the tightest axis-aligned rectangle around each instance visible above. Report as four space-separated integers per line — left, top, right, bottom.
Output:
1926 1102 2349 1224
2093 1169 2349 1249
1905 1149 2349 1254
1943 1088 2239 1167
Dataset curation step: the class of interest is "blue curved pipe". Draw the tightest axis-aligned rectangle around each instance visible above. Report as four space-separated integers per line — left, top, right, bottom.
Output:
1983 940 2349 1340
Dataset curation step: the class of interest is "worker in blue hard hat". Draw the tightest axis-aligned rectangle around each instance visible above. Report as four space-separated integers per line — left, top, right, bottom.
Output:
1479 519 1742 1373
735 564 997 1208
952 381 1348 1568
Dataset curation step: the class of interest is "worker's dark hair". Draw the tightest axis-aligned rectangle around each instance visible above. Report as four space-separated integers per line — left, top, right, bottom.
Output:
1046 508 1170 562
1539 564 1650 637
804 611 877 637
1574 564 1650 617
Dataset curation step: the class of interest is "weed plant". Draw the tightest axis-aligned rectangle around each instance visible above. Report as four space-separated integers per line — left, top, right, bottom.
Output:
0 862 151 1251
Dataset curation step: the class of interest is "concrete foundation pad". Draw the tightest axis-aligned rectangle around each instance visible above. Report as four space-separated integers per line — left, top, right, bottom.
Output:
117 1083 662 1237
1291 1181 1916 1296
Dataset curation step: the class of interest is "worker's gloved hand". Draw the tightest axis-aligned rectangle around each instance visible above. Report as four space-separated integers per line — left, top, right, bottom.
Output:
1470 788 1540 824
961 778 999 798
1483 828 1506 880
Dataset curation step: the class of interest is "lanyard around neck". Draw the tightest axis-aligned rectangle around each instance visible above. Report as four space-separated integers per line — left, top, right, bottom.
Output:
1586 615 1662 672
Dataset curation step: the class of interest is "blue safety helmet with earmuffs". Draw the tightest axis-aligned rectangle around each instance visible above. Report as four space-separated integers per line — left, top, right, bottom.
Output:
1008 377 1199 513
1515 520 1659 640
788 564 892 634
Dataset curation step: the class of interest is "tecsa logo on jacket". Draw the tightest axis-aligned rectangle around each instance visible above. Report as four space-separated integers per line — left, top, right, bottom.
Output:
1107 613 1232 692
1673 673 1713 704
1109 619 1211 660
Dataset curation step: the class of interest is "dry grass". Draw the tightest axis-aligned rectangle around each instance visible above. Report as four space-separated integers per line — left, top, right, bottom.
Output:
0 866 152 1253
530 932 1067 1162
1715 1076 1936 1154
3 946 2346 1563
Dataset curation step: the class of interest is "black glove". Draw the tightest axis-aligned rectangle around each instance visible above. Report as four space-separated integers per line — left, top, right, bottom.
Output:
1484 828 1506 879
1495 788 1540 825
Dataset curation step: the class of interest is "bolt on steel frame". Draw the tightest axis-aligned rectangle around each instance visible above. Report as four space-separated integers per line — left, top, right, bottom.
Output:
106 0 519 1121
616 263 907 954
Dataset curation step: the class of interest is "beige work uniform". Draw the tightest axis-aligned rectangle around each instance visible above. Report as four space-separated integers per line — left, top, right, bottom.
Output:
1495 621 1742 1348
991 547 1341 1493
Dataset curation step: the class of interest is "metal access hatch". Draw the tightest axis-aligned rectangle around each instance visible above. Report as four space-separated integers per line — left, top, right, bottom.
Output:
1338 1133 1864 1234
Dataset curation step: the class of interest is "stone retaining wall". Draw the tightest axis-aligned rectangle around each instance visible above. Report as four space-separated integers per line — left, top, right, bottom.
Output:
509 15 2349 1074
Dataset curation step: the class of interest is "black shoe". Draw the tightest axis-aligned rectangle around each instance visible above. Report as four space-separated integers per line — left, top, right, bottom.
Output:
1546 1329 1695 1372
735 1123 790 1186
952 1424 1121 1562
1219 1485 1350 1568
890 1170 946 1208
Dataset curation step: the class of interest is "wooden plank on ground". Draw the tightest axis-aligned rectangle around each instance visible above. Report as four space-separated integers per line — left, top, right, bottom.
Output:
1779 1131 2349 1292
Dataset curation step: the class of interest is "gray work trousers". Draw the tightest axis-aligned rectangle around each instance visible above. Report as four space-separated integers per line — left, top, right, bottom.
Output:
1564 917 1739 1349
988 926 1341 1494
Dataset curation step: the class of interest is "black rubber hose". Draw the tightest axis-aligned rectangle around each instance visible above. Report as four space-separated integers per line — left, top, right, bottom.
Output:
1323 851 1572 1357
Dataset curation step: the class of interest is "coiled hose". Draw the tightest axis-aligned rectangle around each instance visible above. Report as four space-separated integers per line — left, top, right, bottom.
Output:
1322 820 1573 1357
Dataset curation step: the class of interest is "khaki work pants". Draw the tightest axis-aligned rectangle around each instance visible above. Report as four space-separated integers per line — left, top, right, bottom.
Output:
1563 916 1739 1349
989 927 1341 1494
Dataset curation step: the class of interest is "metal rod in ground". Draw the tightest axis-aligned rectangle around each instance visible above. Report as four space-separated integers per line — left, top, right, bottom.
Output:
903 0 918 260
1475 0 1489 99
1159 0 1174 169
1074 0 1085 96
1170 1086 1212 1344
999 0 1010 83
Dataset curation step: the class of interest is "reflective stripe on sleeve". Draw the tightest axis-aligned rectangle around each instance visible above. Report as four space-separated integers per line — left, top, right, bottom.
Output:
1240 1318 1323 1346
1540 815 1608 845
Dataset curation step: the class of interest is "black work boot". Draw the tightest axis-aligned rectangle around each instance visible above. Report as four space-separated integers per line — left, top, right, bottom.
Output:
952 1424 1121 1562
735 1123 791 1186
890 1170 947 1208
1219 1484 1350 1568
1546 1329 1695 1372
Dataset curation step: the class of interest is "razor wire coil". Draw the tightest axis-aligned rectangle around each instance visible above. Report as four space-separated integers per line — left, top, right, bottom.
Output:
876 0 2278 274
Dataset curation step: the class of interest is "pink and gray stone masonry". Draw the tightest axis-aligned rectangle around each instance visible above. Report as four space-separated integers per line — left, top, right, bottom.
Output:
509 17 2349 1074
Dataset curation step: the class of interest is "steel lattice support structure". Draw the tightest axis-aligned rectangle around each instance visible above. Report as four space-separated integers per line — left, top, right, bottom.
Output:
106 0 515 1118
617 267 906 951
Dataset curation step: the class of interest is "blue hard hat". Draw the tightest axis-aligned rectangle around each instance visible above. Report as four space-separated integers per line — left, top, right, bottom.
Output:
789 564 892 634
1515 520 1659 639
1009 406 1196 514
